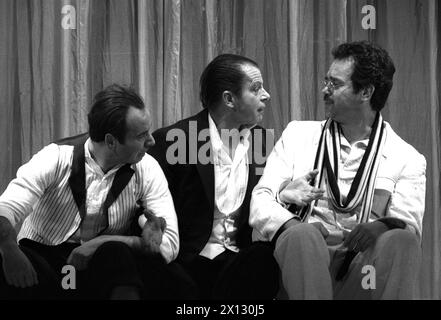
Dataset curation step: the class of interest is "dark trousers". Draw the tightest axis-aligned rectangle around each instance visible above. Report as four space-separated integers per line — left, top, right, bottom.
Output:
179 241 279 300
0 239 196 300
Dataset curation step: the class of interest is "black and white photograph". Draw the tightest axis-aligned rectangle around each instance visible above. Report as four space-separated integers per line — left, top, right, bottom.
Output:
0 0 440 312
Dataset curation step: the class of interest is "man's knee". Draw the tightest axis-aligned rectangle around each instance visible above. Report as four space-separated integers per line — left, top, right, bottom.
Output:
88 241 137 273
277 222 324 246
93 241 133 259
376 229 420 254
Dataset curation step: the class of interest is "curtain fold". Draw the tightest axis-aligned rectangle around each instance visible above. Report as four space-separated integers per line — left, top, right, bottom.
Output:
0 0 440 299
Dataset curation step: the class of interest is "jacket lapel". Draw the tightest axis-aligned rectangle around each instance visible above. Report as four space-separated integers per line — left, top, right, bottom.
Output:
194 109 215 212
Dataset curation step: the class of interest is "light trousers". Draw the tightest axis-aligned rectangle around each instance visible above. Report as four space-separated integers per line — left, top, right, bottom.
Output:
274 223 421 300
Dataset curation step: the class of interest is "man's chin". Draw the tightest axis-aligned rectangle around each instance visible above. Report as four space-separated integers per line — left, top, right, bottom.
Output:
256 113 264 123
324 105 333 119
131 153 146 164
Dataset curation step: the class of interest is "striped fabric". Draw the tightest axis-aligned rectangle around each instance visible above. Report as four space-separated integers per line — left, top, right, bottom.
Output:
0 139 179 262
298 112 386 223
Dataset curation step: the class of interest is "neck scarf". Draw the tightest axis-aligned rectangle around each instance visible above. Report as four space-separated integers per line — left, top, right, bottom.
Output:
298 112 387 223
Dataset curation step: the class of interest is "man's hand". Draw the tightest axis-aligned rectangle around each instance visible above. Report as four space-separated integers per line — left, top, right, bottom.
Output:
279 170 324 206
1 244 38 288
140 209 166 254
67 241 101 271
343 221 389 253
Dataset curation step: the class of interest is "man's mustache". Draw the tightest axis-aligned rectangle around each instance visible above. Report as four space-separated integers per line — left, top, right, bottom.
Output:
324 94 333 103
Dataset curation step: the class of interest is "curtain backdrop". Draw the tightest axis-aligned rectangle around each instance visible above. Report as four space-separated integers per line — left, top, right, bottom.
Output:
0 0 439 299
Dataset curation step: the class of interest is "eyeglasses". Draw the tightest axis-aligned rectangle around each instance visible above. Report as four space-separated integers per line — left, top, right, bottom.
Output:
322 79 344 92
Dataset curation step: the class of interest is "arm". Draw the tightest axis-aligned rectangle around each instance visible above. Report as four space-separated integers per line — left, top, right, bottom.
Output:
385 152 426 240
67 209 168 270
0 214 38 288
344 151 427 252
250 122 323 242
279 170 324 206
0 144 60 287
66 234 144 270
138 155 179 263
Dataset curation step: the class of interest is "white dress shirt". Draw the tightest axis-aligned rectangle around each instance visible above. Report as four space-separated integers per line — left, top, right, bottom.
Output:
308 135 369 243
0 139 179 263
199 114 251 259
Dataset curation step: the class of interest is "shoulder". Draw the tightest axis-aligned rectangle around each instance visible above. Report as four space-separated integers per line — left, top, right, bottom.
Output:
283 120 324 133
133 153 167 181
384 123 426 164
135 153 162 171
152 110 208 139
32 143 73 164
14 143 73 182
280 120 324 144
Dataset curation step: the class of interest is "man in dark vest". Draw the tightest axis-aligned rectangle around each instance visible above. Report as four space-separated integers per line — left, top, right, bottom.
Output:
148 54 279 299
0 84 189 299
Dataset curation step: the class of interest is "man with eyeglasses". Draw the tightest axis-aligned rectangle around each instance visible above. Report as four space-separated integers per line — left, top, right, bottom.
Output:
0 84 192 299
250 41 426 299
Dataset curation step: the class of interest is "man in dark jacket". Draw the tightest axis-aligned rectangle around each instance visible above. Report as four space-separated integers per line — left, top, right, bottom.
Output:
148 54 279 299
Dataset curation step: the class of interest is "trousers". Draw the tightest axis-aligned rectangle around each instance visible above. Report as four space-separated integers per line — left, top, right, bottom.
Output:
179 241 279 300
0 239 196 299
274 223 421 300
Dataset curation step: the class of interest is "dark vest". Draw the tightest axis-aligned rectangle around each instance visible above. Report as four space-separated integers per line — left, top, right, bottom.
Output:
53 133 138 235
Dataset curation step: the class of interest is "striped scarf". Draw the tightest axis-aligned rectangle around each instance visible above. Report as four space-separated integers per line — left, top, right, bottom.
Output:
298 112 387 223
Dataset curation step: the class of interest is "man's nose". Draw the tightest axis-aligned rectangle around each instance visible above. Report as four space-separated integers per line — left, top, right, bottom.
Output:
145 133 155 148
322 83 332 95
261 88 270 101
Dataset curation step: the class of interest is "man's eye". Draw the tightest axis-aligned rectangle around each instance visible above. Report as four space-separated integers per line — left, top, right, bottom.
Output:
252 84 262 92
137 132 149 139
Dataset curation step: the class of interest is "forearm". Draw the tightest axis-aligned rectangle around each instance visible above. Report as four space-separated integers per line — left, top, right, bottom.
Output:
250 187 297 242
0 216 19 253
87 235 143 251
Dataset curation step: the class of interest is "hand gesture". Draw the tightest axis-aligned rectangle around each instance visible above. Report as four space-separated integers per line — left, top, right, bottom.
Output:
343 221 389 253
280 170 324 206
140 209 166 255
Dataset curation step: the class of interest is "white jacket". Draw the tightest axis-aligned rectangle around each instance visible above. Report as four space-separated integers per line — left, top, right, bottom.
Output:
250 120 426 242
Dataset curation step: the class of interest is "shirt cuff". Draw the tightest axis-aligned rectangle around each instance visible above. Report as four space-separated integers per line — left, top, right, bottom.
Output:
276 179 292 208
0 205 18 227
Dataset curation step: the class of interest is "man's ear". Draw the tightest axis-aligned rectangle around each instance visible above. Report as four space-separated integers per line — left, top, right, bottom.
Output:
222 90 236 110
361 85 375 102
104 133 118 150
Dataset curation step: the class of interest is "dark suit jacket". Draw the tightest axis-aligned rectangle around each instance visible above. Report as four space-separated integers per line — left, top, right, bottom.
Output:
148 109 271 263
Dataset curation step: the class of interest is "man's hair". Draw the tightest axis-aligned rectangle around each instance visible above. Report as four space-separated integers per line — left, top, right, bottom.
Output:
88 84 145 143
199 54 259 109
332 41 396 111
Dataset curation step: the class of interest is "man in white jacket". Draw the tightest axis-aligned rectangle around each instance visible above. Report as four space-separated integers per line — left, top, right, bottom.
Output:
250 41 426 299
